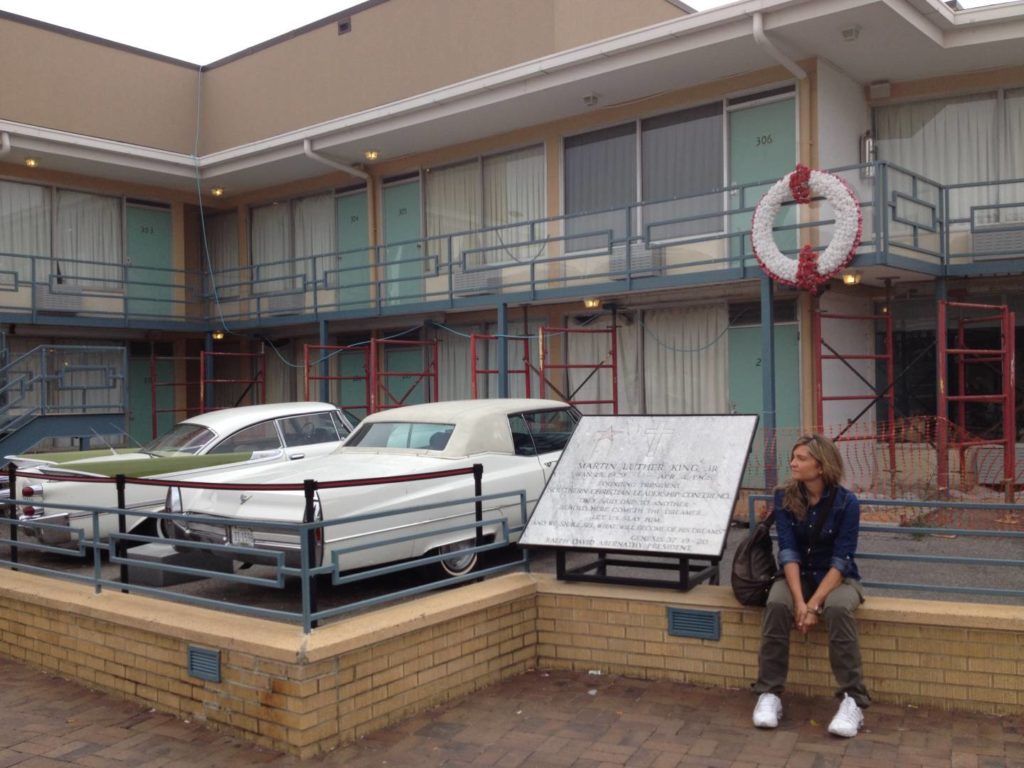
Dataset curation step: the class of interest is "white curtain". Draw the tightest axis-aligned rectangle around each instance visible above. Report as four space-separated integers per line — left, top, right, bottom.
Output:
0 180 49 284
293 194 334 261
425 160 481 272
437 325 484 402
641 305 728 414
55 190 121 291
483 146 546 264
566 315 643 414
204 212 239 298
251 204 291 294
875 93 998 226
479 321 541 399
1004 88 1024 223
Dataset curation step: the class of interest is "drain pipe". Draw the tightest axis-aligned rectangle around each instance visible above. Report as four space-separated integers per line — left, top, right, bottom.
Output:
0 131 11 158
752 12 807 80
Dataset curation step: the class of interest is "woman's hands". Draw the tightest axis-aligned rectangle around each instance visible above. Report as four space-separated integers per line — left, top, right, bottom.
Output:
795 603 819 634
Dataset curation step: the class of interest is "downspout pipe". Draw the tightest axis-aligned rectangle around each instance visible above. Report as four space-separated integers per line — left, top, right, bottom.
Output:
752 12 807 80
0 131 11 158
303 138 369 180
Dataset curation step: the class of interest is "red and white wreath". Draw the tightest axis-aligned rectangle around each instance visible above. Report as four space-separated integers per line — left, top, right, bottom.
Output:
751 164 862 294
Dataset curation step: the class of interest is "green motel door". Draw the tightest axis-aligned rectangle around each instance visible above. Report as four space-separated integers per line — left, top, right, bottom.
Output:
381 179 424 305
126 205 173 317
727 94 800 487
336 190 371 310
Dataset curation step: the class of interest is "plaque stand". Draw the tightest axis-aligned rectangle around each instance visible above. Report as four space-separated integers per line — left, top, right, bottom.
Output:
554 550 720 591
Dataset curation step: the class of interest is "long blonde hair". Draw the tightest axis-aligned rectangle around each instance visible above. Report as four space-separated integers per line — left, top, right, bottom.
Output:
780 433 844 521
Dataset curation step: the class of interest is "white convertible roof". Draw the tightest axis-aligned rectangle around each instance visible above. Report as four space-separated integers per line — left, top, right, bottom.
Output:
358 398 571 456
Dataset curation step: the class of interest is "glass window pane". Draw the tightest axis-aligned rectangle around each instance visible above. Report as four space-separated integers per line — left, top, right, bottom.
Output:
55 190 122 291
564 123 636 251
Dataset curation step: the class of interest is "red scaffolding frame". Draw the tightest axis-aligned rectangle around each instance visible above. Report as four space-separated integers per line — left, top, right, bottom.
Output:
149 350 201 438
537 325 619 414
812 309 897 493
303 344 371 414
302 338 439 415
199 349 267 413
469 334 532 399
937 300 1016 500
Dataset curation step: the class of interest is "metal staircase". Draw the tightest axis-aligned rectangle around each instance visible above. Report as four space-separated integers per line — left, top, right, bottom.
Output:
0 344 128 456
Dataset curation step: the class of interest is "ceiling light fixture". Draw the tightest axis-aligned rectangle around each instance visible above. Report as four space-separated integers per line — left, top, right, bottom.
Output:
583 297 602 310
582 93 600 108
24 157 38 168
364 150 380 161
211 330 226 340
211 187 225 197
842 271 862 286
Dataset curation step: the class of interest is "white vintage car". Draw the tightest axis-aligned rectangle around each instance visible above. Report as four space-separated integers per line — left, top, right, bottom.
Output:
167 399 579 576
10 402 354 547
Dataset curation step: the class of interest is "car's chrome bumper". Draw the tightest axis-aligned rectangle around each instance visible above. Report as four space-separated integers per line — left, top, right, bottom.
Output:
13 511 76 546
180 517 306 568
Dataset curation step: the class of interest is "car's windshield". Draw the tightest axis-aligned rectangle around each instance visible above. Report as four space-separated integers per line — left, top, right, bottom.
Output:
143 424 216 455
346 421 454 451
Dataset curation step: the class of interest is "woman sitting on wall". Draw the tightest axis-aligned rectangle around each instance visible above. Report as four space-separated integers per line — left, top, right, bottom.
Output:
751 433 870 738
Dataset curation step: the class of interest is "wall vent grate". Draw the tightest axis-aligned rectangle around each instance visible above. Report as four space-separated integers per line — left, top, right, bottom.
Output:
666 608 720 640
187 646 221 682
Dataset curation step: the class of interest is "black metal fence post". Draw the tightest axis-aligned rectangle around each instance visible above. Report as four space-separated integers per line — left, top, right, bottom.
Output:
303 479 319 630
473 463 483 547
6 461 18 566
116 474 128 592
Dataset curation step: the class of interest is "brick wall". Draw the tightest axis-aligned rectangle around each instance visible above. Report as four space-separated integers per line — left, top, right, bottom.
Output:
0 569 1021 757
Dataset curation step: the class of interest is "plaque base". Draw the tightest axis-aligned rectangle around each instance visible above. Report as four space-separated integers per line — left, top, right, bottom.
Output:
555 550 719 591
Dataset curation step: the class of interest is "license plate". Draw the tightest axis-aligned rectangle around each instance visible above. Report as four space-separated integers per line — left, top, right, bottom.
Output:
231 527 254 547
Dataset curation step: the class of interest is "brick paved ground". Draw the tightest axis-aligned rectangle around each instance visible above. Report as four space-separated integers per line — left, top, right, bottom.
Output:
1 657 1021 767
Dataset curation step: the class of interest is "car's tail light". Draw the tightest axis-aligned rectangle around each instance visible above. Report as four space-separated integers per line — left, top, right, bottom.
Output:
22 506 36 517
21 484 41 498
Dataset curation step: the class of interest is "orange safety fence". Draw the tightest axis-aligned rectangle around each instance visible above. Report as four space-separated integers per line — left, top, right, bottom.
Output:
741 416 1020 525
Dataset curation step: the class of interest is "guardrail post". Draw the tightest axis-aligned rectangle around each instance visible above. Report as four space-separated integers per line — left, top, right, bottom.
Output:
116 474 128 592
473 463 484 547
303 479 319 631
6 461 18 566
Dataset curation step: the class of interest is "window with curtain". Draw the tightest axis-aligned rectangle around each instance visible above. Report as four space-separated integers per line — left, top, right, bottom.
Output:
641 103 724 239
875 93 998 226
425 146 545 270
1004 88 1024 223
203 212 239 297
0 180 50 285
563 101 724 252
251 203 292 295
55 190 122 291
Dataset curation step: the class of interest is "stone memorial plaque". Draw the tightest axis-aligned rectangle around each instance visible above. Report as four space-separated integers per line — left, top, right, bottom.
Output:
520 414 757 557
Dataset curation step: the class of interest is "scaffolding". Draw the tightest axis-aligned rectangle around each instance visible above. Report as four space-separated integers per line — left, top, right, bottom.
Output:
303 344 371 415
199 349 267 412
149 350 200 438
469 334 532 399
537 326 618 414
813 309 897 495
937 300 1016 500
303 338 438 415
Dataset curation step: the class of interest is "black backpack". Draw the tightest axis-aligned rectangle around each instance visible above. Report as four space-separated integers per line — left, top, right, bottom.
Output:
730 511 777 606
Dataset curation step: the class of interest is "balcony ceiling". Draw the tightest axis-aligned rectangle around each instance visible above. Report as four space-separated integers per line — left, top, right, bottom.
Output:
5 0 1023 196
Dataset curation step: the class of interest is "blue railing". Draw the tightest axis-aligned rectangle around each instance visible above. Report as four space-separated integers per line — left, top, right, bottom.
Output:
747 494 1024 600
1 163 1022 329
1 475 530 634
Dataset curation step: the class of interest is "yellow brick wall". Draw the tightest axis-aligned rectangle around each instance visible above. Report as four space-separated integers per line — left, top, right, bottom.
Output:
0 569 1022 758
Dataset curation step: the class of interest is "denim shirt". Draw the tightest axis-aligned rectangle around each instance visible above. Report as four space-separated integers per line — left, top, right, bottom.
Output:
775 485 861 588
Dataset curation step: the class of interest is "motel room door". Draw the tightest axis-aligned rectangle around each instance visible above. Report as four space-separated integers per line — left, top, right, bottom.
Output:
381 178 424 305
126 204 173 318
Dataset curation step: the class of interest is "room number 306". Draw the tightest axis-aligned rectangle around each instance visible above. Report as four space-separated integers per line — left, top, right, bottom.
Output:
756 134 773 146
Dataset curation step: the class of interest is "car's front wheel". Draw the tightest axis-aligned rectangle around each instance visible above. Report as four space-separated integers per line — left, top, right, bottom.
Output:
432 540 478 578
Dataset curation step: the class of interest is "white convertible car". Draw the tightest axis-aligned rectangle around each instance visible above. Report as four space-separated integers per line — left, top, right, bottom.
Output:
10 402 354 547
167 399 579 576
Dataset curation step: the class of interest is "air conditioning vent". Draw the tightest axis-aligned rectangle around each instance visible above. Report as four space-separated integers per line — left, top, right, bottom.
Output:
452 270 502 296
262 292 304 315
34 282 83 313
972 225 1024 261
609 242 664 279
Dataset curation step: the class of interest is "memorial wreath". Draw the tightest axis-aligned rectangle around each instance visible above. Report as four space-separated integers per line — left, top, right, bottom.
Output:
751 164 862 294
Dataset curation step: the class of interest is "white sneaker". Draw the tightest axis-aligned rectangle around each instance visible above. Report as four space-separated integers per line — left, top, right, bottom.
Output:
828 694 864 738
752 692 782 728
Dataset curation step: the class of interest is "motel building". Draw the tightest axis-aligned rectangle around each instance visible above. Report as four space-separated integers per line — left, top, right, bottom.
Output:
1 0 1023 496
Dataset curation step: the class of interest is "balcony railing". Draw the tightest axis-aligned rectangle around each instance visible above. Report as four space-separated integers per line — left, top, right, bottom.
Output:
0 163 1021 329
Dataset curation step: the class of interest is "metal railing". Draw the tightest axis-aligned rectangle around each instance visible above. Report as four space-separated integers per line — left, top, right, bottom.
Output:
747 494 1024 600
1 163 1022 329
1 465 530 634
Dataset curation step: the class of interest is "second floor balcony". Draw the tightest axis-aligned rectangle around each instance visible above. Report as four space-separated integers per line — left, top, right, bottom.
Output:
1 162 1022 331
